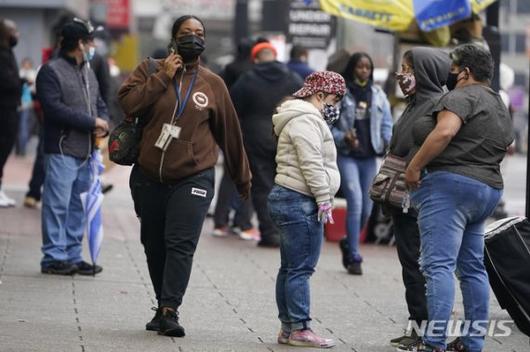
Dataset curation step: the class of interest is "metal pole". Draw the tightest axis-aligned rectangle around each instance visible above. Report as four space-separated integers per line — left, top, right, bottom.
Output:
526 58 530 218
485 2 501 92
234 0 249 46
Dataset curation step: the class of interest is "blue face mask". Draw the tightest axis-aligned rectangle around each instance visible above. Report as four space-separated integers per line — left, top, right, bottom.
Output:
84 46 96 61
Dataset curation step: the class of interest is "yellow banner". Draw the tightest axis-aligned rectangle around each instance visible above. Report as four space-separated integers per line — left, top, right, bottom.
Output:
320 0 414 32
320 0 497 32
471 0 497 13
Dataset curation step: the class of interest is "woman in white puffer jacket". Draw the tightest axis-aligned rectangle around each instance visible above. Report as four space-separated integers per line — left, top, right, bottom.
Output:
267 71 345 349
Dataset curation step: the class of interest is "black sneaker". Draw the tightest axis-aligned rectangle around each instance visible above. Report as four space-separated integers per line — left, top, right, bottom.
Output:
146 307 162 331
339 238 350 269
41 261 77 275
158 309 185 337
347 262 363 275
397 340 445 352
391 330 419 347
446 337 467 352
74 261 103 275
257 235 280 248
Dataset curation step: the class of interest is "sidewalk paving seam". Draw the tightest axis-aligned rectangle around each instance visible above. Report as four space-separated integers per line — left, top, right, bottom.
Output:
71 277 87 352
195 262 268 349
0 232 11 283
115 210 157 308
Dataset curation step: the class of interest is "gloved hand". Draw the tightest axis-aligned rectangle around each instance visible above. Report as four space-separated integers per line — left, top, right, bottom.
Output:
317 202 334 224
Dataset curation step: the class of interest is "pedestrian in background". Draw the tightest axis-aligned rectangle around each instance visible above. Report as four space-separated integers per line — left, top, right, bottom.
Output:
119 15 251 337
404 44 514 352
37 18 109 275
287 45 314 79
269 71 345 348
332 52 393 275
388 47 450 350
0 18 21 207
212 38 257 240
231 41 303 248
17 58 36 156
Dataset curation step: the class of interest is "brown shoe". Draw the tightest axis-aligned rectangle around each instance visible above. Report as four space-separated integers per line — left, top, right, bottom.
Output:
23 196 39 209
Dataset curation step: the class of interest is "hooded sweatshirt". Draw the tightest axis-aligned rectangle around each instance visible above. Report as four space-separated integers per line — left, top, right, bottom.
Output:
389 47 451 161
118 59 251 197
230 61 303 158
272 99 340 204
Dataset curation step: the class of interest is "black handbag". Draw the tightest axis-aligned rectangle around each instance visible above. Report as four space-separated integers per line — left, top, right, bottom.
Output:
108 58 158 166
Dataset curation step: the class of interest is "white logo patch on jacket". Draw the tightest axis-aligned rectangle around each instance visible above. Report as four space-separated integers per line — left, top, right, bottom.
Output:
192 92 208 110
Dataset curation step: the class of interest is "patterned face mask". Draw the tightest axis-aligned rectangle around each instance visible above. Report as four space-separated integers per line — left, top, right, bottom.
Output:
396 72 416 96
322 103 340 126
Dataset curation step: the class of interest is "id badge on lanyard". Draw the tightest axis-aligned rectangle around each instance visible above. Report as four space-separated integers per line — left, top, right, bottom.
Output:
154 70 198 152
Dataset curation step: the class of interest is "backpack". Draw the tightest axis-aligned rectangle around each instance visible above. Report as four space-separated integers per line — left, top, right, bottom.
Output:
108 58 158 166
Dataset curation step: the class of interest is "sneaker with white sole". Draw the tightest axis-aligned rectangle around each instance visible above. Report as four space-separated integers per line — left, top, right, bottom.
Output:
0 190 15 208
211 226 230 237
288 329 335 348
239 228 260 241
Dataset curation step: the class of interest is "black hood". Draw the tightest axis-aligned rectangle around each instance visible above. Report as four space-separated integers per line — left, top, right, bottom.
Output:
389 47 451 161
411 47 451 101
253 61 291 82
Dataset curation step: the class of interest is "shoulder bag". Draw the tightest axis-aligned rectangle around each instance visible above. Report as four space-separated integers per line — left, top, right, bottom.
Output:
369 153 410 213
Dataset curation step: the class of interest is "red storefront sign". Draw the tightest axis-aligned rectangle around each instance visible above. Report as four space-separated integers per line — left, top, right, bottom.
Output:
106 0 130 29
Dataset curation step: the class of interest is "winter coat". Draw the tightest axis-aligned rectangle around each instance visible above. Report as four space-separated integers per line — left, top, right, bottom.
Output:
272 99 340 204
230 61 303 159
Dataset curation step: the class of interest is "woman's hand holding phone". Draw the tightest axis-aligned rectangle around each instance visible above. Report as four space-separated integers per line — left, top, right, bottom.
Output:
162 52 183 78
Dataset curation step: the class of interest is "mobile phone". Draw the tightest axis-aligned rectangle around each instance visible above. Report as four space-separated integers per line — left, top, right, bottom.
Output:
168 39 178 55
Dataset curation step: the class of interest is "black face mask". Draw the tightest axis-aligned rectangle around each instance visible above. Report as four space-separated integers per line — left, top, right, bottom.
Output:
9 35 18 48
446 70 463 91
177 35 205 62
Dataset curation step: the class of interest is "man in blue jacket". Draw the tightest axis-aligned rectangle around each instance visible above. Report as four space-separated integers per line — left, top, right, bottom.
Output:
37 18 109 275
287 45 314 80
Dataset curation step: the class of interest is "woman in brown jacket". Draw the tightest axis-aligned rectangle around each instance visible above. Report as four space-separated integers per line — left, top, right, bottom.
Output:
118 15 251 337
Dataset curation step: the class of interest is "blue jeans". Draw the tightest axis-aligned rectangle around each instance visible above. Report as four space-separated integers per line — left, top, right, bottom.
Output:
411 171 502 352
337 155 377 261
41 154 92 267
268 185 323 331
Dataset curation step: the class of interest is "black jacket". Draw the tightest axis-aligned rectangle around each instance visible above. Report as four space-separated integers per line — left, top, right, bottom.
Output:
230 61 303 158
389 47 451 161
0 46 21 108
221 58 253 89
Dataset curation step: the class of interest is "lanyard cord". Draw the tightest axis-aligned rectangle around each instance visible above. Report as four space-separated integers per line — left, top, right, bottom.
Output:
172 69 198 124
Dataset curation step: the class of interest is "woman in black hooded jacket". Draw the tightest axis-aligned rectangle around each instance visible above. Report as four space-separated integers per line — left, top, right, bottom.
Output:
388 47 450 349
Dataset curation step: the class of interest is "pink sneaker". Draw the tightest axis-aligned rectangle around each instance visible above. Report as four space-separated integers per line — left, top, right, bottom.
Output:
239 227 260 241
288 329 335 348
277 329 290 344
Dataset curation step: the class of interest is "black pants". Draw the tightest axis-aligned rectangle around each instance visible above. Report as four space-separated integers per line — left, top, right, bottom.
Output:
26 128 45 200
246 151 278 240
130 165 214 309
391 208 428 324
0 108 18 186
213 163 253 230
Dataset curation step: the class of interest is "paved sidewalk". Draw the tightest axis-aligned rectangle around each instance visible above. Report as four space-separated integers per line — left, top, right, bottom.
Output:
0 154 529 352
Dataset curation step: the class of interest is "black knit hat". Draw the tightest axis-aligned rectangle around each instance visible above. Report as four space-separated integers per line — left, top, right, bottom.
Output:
61 18 94 43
